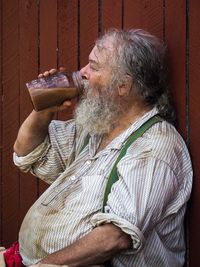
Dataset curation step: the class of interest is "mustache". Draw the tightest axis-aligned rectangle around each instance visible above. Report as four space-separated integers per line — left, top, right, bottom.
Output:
81 80 103 100
83 79 89 89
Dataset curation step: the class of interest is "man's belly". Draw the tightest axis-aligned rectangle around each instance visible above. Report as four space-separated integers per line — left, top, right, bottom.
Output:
19 195 102 266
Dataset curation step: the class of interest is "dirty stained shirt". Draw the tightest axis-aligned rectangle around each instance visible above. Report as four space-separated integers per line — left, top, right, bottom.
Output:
13 108 192 267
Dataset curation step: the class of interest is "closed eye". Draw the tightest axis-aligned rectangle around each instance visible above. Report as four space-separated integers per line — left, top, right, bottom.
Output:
90 64 99 71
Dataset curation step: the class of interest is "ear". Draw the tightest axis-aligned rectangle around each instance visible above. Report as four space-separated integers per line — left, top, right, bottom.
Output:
118 75 133 96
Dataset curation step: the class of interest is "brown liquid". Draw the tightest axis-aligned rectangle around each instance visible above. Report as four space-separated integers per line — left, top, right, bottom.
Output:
29 87 79 111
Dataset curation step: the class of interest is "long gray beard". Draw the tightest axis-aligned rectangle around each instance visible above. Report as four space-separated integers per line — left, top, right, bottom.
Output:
75 83 122 135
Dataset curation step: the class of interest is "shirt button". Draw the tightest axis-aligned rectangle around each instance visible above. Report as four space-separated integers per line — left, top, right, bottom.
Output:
116 144 122 149
70 175 76 181
86 160 92 165
104 206 110 213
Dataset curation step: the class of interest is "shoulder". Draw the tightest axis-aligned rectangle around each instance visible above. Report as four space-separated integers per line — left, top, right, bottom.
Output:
49 118 85 137
125 120 192 176
48 119 88 153
49 118 76 133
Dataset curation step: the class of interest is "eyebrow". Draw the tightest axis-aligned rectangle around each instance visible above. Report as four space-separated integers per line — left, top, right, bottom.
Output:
89 59 99 65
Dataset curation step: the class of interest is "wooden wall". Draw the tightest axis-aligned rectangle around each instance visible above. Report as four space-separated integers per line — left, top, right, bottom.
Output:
0 0 199 266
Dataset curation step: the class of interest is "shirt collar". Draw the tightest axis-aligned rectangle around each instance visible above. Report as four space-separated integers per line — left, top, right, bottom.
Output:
88 107 159 157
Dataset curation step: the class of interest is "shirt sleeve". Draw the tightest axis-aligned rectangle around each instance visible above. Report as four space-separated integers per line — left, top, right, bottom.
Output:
13 119 77 184
91 154 181 254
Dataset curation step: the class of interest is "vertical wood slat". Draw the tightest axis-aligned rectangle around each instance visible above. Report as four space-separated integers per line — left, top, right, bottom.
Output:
101 0 123 32
40 0 58 72
0 3 199 266
2 0 20 246
57 0 78 70
38 0 58 195
57 0 78 121
19 0 38 224
0 0 2 244
123 0 164 39
188 1 200 266
79 0 99 67
165 0 187 138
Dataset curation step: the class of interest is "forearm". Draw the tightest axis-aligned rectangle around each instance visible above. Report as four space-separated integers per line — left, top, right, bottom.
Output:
14 110 55 156
40 224 131 266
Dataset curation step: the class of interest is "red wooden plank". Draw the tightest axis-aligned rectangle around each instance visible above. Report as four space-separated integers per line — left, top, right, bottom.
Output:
165 1 187 138
0 0 2 244
19 0 38 224
101 0 123 32
79 0 99 67
40 0 58 72
39 0 58 195
57 0 78 121
123 0 163 39
58 0 78 70
188 1 200 266
2 0 20 246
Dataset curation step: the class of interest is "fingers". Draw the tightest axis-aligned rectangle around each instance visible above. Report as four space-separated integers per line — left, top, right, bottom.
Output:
42 101 72 113
38 73 44 78
38 68 57 78
57 101 72 112
59 67 67 72
38 68 63 78
62 100 72 107
49 68 57 74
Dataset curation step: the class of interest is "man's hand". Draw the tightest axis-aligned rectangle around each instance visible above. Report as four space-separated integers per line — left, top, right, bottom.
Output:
30 264 69 267
0 247 6 267
30 264 104 267
37 67 72 113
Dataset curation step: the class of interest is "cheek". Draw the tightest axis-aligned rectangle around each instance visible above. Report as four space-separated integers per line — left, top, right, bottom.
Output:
89 72 111 89
89 73 102 86
87 86 100 99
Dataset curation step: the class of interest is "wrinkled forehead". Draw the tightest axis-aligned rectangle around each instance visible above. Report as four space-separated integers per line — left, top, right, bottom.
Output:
89 37 115 65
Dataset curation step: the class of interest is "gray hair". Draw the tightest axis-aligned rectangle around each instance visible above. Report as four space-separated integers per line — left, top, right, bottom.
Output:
96 29 176 124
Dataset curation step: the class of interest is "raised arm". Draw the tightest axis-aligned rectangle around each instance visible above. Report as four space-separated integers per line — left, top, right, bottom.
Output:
14 109 55 156
14 68 71 156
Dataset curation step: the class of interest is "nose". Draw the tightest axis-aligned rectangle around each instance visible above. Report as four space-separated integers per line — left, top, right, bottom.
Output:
80 64 89 79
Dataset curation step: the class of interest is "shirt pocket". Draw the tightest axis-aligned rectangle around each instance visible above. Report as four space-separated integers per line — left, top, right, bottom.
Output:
40 178 82 209
62 174 108 214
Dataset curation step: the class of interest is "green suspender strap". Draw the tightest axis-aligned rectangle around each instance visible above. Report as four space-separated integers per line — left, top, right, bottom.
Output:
102 115 163 212
80 134 90 153
80 115 162 267
103 115 162 267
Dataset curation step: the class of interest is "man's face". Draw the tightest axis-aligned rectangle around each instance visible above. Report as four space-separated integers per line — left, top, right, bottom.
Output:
80 41 114 96
75 41 120 134
75 38 129 135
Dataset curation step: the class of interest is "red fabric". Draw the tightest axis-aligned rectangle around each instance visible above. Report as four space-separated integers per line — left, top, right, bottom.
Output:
3 241 25 267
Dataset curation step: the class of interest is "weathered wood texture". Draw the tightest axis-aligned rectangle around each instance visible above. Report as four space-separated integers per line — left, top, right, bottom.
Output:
188 1 200 267
165 0 187 138
57 0 78 121
38 0 58 195
19 0 39 226
1 0 20 246
0 1 199 266
0 0 2 244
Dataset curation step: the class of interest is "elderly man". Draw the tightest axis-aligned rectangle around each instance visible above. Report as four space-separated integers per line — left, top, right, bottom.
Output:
10 29 192 267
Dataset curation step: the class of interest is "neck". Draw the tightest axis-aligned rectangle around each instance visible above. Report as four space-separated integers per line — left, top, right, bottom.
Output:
97 101 151 152
110 102 150 136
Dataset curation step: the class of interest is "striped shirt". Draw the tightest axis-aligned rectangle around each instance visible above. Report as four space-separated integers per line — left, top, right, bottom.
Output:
13 107 192 267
